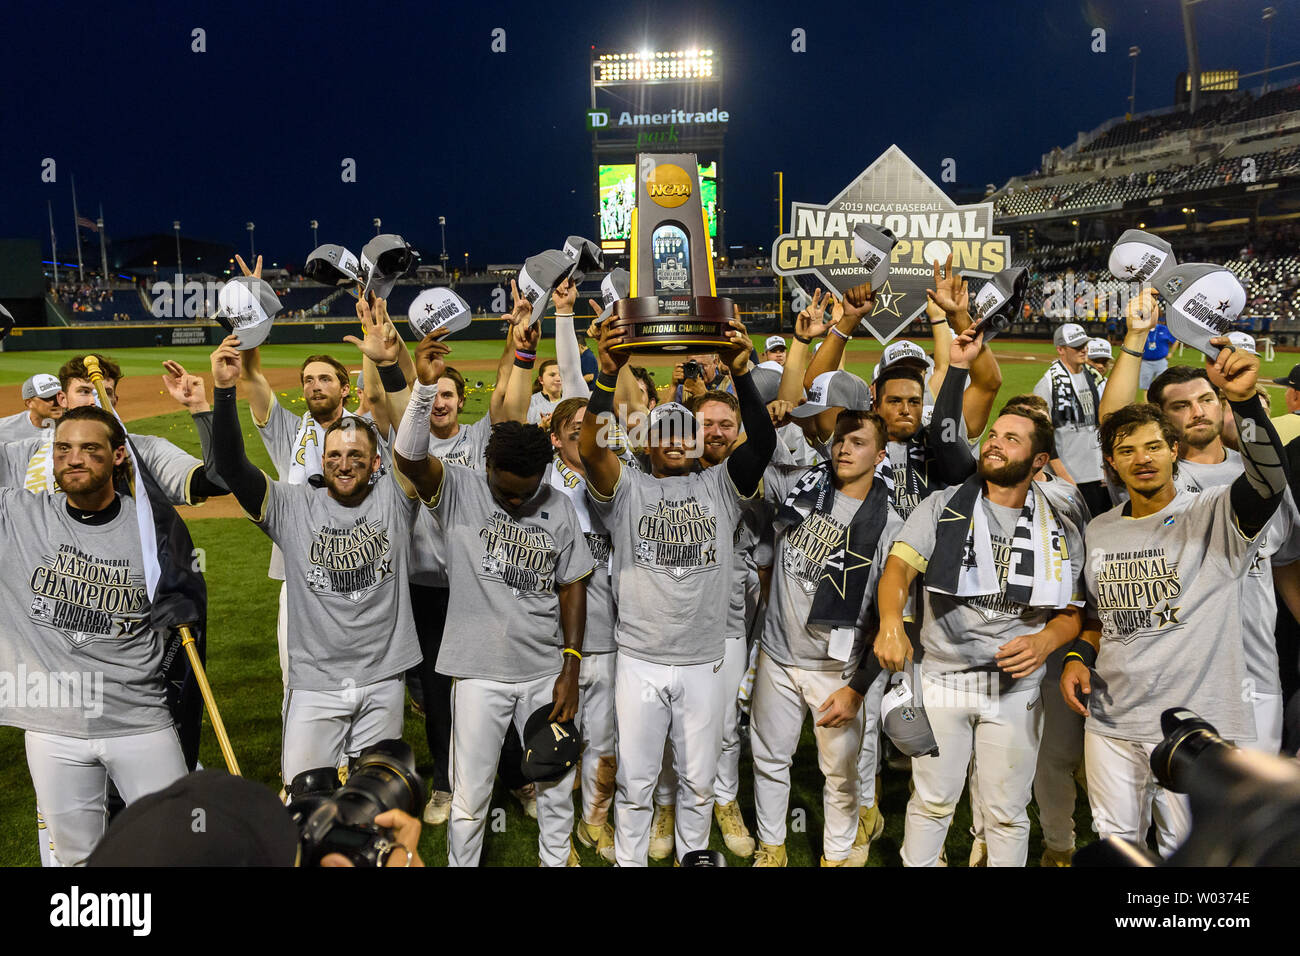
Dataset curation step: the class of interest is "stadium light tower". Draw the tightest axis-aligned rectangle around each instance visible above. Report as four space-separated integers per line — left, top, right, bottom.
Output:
310 219 318 249
1263 7 1277 94
439 216 448 277
245 222 255 260
373 217 382 236
173 220 182 284
1128 46 1141 116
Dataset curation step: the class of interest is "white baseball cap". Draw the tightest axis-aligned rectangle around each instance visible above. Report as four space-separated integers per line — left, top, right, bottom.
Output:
1226 330 1257 355
215 276 282 350
1053 323 1089 349
878 339 931 374
1159 263 1247 360
22 373 61 401
409 287 472 339
764 335 786 352
1086 338 1114 360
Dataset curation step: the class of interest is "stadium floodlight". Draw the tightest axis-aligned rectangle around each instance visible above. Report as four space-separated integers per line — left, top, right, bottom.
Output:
595 47 716 84
245 222 255 261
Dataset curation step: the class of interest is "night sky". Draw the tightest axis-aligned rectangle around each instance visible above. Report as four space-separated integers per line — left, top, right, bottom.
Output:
5 0 1298 269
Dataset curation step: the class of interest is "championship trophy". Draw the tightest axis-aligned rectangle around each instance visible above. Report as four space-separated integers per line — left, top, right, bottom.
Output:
610 153 734 354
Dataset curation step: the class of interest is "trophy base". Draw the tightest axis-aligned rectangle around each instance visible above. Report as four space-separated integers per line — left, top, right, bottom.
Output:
608 296 737 355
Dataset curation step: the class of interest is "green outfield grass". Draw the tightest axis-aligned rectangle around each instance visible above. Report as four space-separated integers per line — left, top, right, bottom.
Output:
0 337 1292 867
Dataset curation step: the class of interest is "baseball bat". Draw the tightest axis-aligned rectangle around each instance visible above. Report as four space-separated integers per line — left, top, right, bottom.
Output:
81 355 242 776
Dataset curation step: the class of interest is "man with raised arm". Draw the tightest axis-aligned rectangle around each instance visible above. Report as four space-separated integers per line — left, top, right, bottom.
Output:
579 315 776 867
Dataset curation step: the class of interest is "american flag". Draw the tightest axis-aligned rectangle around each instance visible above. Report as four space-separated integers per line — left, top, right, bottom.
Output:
76 215 98 232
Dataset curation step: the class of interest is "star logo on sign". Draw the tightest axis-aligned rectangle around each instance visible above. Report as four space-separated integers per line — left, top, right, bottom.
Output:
871 281 905 319
1153 602 1181 628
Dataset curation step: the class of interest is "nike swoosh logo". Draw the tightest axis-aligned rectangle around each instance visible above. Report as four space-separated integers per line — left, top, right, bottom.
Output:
713 660 724 673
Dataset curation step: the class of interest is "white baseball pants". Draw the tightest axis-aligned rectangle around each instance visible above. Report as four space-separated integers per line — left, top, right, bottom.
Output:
751 651 864 859
902 667 1043 867
447 674 575 867
713 635 750 804
614 652 725 866
653 636 749 806
281 677 405 783
24 726 187 866
855 670 890 809
1032 652 1086 853
577 651 617 827
1084 731 1191 857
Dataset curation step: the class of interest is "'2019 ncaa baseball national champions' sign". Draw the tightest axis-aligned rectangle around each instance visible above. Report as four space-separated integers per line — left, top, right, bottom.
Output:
772 145 1012 345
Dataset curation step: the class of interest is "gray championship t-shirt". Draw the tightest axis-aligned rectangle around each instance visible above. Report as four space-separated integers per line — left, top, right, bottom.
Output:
257 398 390 579
256 473 422 692
1033 371 1102 484
430 463 593 682
893 484 1085 690
0 411 53 443
1083 486 1259 743
527 392 562 426
0 491 171 737
0 433 202 503
761 465 902 671
428 415 492 470
547 457 616 654
1173 448 1291 697
589 461 752 665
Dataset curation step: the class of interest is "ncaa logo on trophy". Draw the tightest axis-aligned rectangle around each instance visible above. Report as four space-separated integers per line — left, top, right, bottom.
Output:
609 153 736 354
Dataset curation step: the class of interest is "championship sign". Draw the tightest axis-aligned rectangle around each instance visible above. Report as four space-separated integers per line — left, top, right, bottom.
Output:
772 145 1012 345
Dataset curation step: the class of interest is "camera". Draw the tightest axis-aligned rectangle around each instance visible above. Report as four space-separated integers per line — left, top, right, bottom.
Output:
286 739 426 867
1076 708 1300 867
683 360 702 381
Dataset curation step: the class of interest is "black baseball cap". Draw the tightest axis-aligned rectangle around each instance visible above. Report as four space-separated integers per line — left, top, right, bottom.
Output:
1273 364 1300 389
88 771 300 866
520 704 581 782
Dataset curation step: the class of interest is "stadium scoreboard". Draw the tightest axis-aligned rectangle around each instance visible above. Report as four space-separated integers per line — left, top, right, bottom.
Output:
588 48 727 257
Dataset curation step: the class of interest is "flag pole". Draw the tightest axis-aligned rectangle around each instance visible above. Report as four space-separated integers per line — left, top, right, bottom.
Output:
98 204 109 285
47 201 59 285
71 175 85 283
82 354 241 776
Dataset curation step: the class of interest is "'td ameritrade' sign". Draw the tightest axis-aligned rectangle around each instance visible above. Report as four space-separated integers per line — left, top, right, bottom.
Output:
587 108 730 129
772 145 1012 345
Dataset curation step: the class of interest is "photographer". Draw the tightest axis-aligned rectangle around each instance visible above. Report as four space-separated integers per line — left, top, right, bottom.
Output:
661 352 734 405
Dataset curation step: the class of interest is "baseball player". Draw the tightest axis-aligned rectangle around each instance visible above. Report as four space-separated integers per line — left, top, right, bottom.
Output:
548 397 620 863
876 398 1087 867
646 390 763 860
750 408 903 867
1085 338 1114 378
0 354 224 865
958 397 1092 866
1065 343 1291 856
1033 322 1109 517
364 293 542 824
579 317 775 867
209 338 423 784
761 335 788 367
0 374 63 441
392 333 592 867
1 406 189 866
1101 291 1297 754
